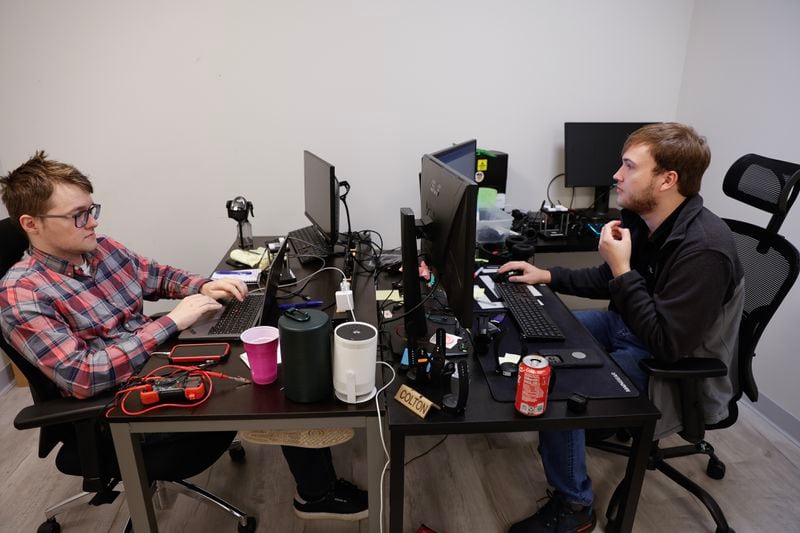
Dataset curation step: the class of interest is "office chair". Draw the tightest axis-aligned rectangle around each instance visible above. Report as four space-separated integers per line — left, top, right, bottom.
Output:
588 153 800 533
0 218 257 533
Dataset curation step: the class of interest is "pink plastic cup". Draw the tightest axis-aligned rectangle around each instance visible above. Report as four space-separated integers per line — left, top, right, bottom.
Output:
241 326 279 385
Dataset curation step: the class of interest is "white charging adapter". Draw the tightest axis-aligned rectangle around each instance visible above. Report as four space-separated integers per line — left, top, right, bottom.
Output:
336 280 354 313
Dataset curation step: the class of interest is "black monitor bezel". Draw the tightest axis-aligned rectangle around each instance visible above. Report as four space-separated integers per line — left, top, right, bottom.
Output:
303 150 340 245
419 153 478 331
563 122 655 188
429 139 477 183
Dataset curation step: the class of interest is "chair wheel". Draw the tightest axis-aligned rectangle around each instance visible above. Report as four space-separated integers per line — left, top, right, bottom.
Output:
707 457 726 479
238 516 257 532
229 443 246 463
37 518 61 533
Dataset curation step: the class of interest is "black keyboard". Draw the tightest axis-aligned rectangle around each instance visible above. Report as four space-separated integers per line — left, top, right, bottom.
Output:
208 294 265 335
287 225 331 265
494 282 565 341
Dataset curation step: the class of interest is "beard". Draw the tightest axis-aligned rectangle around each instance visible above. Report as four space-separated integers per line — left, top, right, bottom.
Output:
619 181 658 214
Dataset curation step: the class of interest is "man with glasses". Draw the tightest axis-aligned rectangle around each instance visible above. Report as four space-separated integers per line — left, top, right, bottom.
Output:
0 151 369 521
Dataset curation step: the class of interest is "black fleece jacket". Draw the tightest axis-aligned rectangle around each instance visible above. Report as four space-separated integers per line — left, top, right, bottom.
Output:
549 194 743 363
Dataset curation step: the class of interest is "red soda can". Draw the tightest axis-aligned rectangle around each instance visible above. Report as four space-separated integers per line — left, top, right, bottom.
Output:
515 355 551 416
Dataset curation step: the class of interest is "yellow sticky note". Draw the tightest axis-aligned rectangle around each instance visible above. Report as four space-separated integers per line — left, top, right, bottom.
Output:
376 289 402 302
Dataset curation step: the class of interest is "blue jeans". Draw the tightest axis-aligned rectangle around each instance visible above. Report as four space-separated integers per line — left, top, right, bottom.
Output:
538 310 651 507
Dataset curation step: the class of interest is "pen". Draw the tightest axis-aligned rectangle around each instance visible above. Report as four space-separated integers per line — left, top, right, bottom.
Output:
278 300 324 310
215 270 255 275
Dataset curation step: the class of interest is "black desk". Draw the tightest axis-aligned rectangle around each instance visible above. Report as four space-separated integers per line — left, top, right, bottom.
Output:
385 286 660 533
107 239 385 533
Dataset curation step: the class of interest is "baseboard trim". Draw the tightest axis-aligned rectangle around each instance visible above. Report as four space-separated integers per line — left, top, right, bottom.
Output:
745 394 800 447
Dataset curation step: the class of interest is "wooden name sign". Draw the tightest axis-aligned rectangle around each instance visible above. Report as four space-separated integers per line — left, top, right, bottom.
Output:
394 384 437 419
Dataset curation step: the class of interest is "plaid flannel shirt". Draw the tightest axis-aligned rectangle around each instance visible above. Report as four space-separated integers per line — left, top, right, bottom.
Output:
0 236 209 399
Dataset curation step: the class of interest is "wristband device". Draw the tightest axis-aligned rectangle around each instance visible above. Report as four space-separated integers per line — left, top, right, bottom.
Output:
442 360 469 414
168 343 230 364
140 375 206 405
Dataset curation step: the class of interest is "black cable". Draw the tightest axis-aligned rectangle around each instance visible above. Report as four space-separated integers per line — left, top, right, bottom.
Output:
404 436 448 466
380 276 441 326
338 181 355 277
583 184 617 212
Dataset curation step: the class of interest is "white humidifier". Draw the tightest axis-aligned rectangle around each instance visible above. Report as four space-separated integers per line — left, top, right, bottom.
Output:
333 322 378 404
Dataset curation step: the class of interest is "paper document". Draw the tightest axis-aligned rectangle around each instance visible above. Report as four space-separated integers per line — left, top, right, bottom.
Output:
499 353 522 365
428 332 461 349
474 285 505 310
212 268 260 284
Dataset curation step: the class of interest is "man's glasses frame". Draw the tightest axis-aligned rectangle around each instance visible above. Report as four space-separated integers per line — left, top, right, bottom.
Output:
37 203 101 228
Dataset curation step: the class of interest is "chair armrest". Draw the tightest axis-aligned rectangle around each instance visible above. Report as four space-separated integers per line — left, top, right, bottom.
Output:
14 396 110 430
639 358 728 380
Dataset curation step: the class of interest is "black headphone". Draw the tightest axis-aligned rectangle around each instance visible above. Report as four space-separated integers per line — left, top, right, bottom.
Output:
476 231 537 264
505 234 536 261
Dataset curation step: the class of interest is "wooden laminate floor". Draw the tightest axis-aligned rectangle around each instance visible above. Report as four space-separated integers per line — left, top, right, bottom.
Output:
1 385 799 533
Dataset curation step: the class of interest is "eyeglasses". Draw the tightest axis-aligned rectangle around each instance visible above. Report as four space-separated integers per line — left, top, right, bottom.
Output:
37 203 101 228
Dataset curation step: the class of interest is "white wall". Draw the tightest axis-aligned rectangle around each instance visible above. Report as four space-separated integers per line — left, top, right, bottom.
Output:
0 0 693 271
677 0 800 425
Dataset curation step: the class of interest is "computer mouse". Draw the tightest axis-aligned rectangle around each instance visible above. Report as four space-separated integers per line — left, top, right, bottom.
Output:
492 269 523 283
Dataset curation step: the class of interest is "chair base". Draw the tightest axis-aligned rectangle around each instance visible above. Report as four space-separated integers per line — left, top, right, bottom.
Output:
588 437 734 532
38 478 256 533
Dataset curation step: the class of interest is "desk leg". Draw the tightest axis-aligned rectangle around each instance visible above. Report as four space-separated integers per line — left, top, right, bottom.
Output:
110 424 158 533
613 419 656 533
367 418 383 533
389 431 406 533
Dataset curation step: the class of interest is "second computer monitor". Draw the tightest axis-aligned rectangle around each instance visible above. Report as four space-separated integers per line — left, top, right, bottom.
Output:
303 150 340 245
429 139 477 183
419 153 478 331
564 122 654 215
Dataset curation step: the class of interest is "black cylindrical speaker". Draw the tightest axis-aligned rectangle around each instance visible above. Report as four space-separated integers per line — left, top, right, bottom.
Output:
278 309 332 403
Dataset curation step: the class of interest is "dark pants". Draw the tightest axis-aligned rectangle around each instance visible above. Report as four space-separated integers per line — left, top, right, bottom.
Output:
281 446 337 500
139 433 337 500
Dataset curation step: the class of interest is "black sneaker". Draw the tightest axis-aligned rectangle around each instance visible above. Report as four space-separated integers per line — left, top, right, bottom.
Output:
509 490 596 533
293 479 368 521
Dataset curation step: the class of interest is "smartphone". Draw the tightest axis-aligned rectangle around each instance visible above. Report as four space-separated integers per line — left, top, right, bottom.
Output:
168 343 230 364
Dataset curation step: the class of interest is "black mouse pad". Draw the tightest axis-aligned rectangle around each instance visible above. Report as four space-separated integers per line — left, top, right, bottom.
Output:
473 286 640 402
476 350 640 402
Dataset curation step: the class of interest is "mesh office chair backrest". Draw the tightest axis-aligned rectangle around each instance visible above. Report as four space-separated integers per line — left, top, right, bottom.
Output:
722 220 799 408
715 154 800 425
722 153 800 239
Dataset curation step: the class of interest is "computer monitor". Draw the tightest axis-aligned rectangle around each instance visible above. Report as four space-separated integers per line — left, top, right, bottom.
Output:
429 140 477 183
303 150 340 245
419 153 478 331
564 122 654 216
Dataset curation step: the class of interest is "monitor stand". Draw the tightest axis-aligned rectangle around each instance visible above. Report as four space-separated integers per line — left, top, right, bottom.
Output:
578 186 620 222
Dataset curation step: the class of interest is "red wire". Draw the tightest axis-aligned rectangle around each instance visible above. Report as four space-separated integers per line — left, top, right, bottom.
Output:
104 364 245 417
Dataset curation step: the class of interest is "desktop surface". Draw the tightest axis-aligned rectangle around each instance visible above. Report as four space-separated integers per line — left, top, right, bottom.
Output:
107 237 381 423
106 236 385 533
381 270 659 533
380 273 658 431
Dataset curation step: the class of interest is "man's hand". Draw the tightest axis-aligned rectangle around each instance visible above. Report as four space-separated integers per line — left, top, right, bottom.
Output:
167 294 223 330
598 220 632 278
201 279 248 302
497 260 552 285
